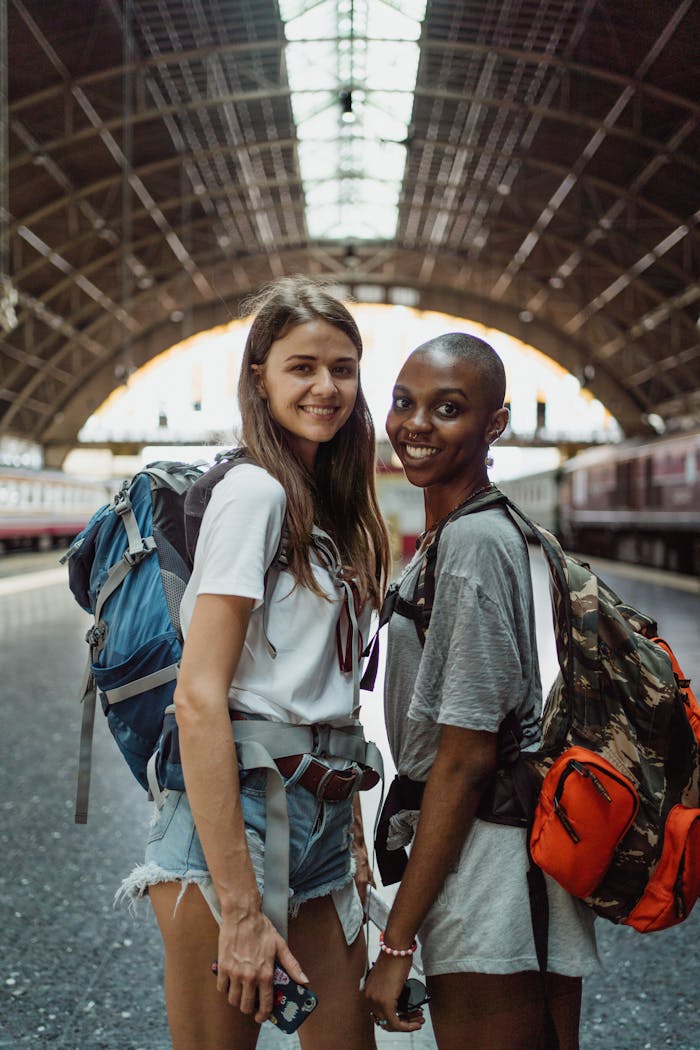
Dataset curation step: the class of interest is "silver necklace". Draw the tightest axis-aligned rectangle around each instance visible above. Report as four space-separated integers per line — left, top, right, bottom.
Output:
416 481 494 547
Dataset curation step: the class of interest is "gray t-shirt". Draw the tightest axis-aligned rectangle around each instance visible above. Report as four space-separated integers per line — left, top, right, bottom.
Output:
384 505 541 780
381 505 600 979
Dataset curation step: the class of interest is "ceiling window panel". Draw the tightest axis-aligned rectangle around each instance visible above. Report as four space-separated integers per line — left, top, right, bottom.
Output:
279 0 427 239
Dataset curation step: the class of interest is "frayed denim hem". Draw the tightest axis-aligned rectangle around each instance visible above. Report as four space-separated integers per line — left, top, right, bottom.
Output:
289 865 355 917
114 861 212 918
116 861 362 944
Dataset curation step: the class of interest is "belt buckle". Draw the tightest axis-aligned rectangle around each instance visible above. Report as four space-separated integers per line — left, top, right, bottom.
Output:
316 765 359 802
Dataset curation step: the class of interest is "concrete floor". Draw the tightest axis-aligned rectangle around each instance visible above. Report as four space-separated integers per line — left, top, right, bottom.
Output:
1 551 699 1049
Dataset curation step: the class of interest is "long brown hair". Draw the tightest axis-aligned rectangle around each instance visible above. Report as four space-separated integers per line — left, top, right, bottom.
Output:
237 276 390 607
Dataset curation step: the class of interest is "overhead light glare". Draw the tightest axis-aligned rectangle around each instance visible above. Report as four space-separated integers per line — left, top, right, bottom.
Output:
280 0 427 239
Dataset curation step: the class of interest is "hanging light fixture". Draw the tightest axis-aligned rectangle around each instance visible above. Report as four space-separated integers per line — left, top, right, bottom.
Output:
339 90 355 124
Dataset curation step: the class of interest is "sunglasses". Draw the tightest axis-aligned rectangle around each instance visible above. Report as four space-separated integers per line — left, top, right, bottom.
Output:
397 978 431 1017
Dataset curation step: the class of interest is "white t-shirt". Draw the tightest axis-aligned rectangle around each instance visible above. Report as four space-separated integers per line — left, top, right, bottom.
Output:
180 462 369 726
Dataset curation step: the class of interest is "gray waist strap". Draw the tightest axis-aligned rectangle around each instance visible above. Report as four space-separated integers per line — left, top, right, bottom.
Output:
150 712 384 941
230 719 383 773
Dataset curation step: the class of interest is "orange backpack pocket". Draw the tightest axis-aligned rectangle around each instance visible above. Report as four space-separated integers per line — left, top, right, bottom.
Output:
531 746 639 898
625 805 700 932
652 637 700 747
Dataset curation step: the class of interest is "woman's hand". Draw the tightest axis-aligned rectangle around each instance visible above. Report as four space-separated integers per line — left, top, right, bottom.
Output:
364 952 424 1033
215 900 308 1025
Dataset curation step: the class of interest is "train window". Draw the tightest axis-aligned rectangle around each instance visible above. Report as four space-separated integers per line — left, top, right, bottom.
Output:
615 461 633 507
572 469 587 506
644 458 662 508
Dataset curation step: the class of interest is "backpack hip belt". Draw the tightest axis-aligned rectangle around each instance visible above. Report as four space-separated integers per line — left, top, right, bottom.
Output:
375 715 533 887
148 711 384 941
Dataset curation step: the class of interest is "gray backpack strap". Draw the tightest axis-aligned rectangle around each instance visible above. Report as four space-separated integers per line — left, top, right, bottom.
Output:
234 739 291 939
74 676 98 825
113 482 149 559
74 530 157 824
232 719 384 939
104 663 179 705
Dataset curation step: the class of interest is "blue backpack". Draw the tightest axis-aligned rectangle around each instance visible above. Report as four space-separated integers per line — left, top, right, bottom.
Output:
63 450 286 823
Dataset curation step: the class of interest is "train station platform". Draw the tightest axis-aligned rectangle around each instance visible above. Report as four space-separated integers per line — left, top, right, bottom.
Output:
1 551 699 1049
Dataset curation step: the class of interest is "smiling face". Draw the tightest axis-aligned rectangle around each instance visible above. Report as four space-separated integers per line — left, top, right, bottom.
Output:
386 347 508 508
253 319 359 468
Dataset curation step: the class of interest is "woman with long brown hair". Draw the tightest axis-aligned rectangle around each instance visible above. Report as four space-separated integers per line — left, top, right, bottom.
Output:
120 277 390 1050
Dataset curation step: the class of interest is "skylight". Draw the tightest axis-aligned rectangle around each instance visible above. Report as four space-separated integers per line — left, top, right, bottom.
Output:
278 0 427 240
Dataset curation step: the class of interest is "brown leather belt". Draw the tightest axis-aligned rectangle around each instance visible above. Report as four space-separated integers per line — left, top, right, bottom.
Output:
276 754 365 801
231 712 378 802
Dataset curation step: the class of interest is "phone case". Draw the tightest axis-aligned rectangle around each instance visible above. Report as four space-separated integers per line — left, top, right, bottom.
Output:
269 961 318 1034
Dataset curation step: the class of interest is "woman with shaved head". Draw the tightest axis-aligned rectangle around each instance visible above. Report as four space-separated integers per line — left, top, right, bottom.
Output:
365 333 599 1049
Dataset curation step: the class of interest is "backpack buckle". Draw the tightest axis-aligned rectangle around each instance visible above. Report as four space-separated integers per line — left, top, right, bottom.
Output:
113 485 132 515
85 623 106 648
123 537 156 566
124 547 150 566
310 724 332 757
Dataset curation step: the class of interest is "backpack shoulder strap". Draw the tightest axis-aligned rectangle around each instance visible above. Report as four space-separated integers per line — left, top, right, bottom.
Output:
499 492 593 704
416 486 510 645
183 447 250 562
183 448 291 569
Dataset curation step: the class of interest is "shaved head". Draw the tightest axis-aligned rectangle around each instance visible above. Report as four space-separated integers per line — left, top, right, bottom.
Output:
412 333 506 413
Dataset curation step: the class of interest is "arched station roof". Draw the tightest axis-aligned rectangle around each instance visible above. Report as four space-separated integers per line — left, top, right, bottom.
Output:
2 0 699 463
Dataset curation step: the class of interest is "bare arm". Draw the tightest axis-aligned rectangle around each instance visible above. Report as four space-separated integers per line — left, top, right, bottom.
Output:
364 723 497 1031
175 592 306 1021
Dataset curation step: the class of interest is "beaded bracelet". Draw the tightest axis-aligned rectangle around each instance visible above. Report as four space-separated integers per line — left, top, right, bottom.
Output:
379 930 417 958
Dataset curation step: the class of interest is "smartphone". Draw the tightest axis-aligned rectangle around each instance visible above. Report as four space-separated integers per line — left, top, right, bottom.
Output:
211 959 318 1034
268 960 319 1033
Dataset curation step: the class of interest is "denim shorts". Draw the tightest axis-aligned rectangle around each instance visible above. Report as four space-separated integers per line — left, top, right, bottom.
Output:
117 762 364 945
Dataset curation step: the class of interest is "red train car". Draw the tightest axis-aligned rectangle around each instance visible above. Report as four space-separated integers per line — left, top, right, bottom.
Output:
560 430 700 575
0 467 111 552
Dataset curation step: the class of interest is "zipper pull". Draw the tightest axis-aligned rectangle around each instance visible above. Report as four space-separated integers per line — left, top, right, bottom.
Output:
675 856 687 919
60 536 85 564
554 798 580 843
569 759 612 803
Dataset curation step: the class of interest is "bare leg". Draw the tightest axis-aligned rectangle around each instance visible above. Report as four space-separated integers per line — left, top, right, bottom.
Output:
289 894 377 1050
427 971 581 1050
149 882 261 1050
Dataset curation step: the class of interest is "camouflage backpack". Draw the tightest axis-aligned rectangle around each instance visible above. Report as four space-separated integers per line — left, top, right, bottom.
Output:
377 487 700 938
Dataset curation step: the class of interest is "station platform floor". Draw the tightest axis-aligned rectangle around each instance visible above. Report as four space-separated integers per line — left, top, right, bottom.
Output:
1 549 699 1049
